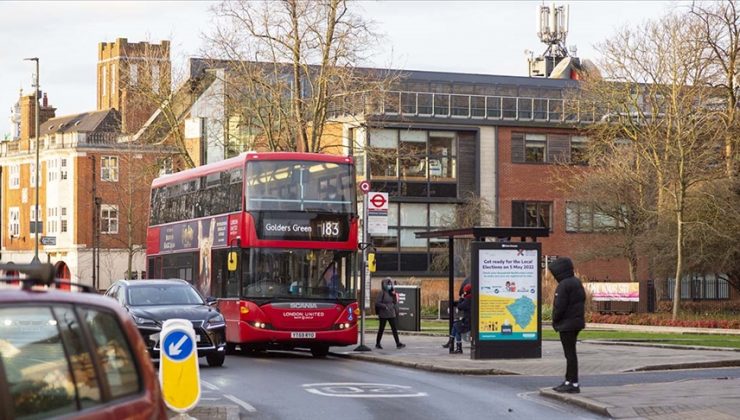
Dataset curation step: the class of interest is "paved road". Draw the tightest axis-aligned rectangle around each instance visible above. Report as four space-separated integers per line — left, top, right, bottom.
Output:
198 350 602 420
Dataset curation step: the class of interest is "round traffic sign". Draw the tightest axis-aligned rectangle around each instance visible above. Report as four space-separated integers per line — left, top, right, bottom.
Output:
163 330 194 362
369 193 387 208
359 180 371 193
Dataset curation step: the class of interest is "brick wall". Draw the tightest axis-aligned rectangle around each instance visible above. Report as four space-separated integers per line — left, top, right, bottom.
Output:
496 126 640 282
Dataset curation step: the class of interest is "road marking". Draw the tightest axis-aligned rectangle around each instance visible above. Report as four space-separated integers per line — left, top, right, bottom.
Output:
201 380 219 391
223 394 257 412
302 382 427 398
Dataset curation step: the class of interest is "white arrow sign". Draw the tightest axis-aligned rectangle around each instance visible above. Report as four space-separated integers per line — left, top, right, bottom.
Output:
169 334 188 356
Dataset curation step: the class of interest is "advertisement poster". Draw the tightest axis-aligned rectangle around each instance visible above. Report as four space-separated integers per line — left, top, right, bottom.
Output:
478 248 538 340
585 282 639 302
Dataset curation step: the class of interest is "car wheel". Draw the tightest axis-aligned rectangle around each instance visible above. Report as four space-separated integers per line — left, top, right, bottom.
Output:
206 352 225 367
310 346 329 358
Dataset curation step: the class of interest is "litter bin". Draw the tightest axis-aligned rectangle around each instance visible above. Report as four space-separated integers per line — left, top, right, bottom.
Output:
394 286 421 331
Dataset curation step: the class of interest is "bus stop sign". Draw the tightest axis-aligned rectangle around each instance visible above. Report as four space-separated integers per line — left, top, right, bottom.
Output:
159 319 201 413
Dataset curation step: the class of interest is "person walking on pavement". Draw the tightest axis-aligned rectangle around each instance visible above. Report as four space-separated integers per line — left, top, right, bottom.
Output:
374 277 405 350
548 257 586 394
444 283 472 354
443 277 471 349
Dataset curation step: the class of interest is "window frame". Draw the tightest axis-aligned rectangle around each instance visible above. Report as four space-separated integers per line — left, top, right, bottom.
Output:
101 156 119 182
9 207 20 237
9 164 20 189
511 200 552 230
101 204 119 234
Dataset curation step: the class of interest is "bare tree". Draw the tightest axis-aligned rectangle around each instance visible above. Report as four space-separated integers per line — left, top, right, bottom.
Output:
691 0 740 178
580 12 726 319
552 139 656 284
97 145 169 280
204 0 397 153
429 193 495 277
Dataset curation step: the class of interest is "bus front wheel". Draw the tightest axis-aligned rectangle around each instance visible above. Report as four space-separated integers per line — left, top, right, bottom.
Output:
310 346 329 358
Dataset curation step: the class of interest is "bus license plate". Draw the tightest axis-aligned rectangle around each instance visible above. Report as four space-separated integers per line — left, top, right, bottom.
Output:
291 332 316 339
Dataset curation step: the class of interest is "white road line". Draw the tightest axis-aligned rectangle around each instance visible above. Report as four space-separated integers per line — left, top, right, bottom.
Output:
223 394 257 413
201 380 219 391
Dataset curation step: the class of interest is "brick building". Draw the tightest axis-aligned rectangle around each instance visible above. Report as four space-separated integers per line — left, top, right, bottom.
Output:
0 39 174 289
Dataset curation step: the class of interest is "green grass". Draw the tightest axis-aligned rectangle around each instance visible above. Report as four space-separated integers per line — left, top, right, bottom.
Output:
361 318 740 349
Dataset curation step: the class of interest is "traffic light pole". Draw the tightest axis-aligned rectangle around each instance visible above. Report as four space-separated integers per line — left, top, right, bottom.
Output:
354 192 371 352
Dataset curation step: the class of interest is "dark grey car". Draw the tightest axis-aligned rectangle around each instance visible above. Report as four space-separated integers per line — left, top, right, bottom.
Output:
105 279 226 367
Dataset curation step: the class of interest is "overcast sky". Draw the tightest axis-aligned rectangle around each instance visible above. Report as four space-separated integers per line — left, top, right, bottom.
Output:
0 0 683 136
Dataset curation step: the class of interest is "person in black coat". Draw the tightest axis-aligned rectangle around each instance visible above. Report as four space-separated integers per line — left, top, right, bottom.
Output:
374 277 405 349
443 277 472 349
444 283 472 354
548 257 586 394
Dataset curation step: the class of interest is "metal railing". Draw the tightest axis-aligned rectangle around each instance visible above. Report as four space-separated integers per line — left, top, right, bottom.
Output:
329 90 599 124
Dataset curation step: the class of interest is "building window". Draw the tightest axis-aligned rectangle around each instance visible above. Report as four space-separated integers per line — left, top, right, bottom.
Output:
565 202 620 232
571 136 588 165
47 159 56 182
368 128 458 198
152 64 160 94
370 202 457 274
101 205 118 234
10 165 20 189
61 158 68 180
61 207 68 233
512 201 551 229
524 134 547 163
101 156 119 182
9 207 20 237
29 206 42 234
130 63 138 86
30 163 42 187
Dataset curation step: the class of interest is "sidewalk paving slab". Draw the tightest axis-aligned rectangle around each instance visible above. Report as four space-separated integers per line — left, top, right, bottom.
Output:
331 331 740 419
332 334 740 376
539 378 740 420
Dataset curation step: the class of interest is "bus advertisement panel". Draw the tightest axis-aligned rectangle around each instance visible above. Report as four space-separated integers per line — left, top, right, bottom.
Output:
146 152 359 357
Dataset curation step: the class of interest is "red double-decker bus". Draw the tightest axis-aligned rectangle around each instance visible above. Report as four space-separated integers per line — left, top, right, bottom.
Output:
146 152 359 357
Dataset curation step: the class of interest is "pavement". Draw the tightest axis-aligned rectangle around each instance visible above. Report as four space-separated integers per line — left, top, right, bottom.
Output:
329 325 740 420
175 323 740 419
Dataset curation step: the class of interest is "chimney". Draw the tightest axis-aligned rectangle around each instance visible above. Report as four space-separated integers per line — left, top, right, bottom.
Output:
19 93 37 141
19 91 56 142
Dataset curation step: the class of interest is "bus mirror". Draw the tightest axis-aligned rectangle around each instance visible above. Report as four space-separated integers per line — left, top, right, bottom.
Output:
228 251 238 272
367 252 376 273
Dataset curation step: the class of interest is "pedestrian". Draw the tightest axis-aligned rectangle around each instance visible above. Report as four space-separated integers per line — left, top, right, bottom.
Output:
548 257 586 394
442 276 471 349
374 277 405 349
443 283 472 354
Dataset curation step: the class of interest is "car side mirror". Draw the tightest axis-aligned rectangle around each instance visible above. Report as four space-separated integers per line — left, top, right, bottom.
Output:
206 296 218 306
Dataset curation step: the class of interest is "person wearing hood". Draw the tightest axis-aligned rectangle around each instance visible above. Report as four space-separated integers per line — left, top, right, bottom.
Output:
444 283 472 354
548 256 586 394
374 277 405 349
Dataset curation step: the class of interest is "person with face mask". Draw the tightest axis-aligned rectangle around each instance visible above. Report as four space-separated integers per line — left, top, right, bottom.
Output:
374 277 405 349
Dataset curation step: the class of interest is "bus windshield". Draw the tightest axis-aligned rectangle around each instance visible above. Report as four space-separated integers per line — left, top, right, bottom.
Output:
239 248 355 300
246 160 353 213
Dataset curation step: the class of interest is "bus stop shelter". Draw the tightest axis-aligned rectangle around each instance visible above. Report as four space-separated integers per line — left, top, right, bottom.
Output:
415 227 549 355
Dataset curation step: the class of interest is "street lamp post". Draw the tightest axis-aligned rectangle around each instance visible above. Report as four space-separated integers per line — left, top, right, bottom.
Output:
24 57 40 264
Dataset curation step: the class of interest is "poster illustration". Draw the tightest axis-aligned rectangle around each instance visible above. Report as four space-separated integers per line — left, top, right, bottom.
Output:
478 248 538 341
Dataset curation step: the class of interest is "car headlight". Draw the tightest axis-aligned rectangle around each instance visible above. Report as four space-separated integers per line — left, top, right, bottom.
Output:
132 316 160 329
206 315 225 329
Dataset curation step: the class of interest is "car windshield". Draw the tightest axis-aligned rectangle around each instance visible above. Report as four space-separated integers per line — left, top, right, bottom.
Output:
127 284 204 306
